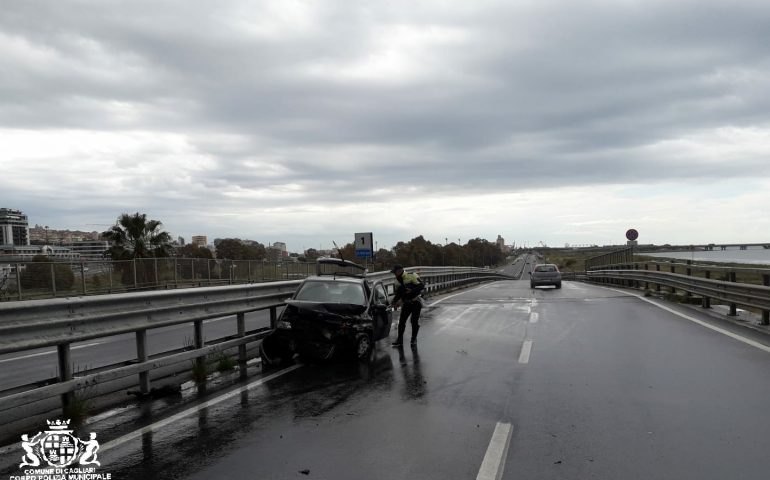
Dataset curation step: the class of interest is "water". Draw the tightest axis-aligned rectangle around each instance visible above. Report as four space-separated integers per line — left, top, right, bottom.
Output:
642 246 770 266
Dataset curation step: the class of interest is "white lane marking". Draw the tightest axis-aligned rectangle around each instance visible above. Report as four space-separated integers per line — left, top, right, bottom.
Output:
529 312 539 324
0 342 105 364
518 340 533 364
476 422 513 480
100 364 303 453
606 287 770 354
428 283 498 307
434 306 473 334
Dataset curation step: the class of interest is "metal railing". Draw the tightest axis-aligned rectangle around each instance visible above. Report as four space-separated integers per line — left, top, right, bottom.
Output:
0 266 511 424
0 258 330 302
585 247 634 270
579 261 770 326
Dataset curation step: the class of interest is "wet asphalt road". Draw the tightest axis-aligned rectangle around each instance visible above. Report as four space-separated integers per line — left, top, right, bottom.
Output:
82 256 770 480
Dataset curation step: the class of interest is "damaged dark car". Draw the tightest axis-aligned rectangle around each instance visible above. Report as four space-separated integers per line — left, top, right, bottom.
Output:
260 258 393 366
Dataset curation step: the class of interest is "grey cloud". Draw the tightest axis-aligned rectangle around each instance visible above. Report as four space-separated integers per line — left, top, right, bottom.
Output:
2 0 770 223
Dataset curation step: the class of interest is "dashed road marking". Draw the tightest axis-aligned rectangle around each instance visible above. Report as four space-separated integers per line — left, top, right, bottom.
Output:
529 312 539 324
476 422 513 480
518 340 533 364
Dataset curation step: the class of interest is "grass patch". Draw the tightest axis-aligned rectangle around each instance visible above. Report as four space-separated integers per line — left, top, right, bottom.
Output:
63 391 92 424
190 359 208 383
216 353 236 372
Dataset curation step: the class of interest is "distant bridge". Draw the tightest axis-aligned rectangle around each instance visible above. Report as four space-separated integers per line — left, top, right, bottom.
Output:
701 243 770 251
638 243 770 252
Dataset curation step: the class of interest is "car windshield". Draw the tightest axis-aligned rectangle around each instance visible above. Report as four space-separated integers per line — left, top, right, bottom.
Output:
294 281 366 305
535 265 557 272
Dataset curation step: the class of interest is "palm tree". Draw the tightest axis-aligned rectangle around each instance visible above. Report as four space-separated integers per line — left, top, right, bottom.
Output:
101 213 173 289
102 212 172 260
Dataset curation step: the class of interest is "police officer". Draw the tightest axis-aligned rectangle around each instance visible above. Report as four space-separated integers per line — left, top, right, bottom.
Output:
390 264 425 346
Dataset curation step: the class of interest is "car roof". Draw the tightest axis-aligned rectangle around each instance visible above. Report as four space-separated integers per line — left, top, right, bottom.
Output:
302 276 368 285
315 257 367 278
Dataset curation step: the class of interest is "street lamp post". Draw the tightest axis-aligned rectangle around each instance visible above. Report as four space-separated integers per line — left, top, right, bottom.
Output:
457 238 461 266
443 238 448 266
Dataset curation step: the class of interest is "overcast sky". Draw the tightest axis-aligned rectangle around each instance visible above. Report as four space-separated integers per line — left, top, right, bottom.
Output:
2 0 769 251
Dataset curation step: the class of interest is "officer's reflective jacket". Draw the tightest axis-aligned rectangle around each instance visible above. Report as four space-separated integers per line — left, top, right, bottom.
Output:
393 272 424 303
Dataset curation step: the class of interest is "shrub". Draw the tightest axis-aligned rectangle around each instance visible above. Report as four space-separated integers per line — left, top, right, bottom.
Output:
20 255 75 291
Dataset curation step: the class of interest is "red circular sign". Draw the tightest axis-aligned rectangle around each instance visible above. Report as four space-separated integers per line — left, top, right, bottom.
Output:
626 229 639 241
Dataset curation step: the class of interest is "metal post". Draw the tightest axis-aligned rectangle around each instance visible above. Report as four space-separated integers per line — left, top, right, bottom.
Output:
207 260 211 285
656 264 661 292
154 258 159 288
248 261 252 283
684 260 692 298
761 275 770 325
174 258 178 287
191 259 195 284
194 320 205 380
729 271 737 316
108 262 113 292
50 263 57 297
81 263 87 295
57 344 73 412
16 264 22 300
269 306 277 329
133 258 138 290
669 264 676 294
702 271 711 309
136 330 150 394
237 312 247 379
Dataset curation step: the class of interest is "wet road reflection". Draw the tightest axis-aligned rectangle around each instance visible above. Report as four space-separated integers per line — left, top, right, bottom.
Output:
103 345 404 479
397 345 426 400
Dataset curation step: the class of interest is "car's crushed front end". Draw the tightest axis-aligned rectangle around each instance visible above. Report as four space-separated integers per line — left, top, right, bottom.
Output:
260 300 372 366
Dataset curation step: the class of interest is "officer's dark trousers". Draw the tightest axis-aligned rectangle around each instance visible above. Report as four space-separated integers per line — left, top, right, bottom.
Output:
396 301 422 342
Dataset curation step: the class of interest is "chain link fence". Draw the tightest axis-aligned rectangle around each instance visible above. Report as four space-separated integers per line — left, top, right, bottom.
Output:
0 258 330 302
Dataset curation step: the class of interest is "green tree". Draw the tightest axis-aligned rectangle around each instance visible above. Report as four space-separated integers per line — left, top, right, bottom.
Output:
215 238 266 260
178 244 214 259
101 213 173 288
336 243 356 261
102 212 173 259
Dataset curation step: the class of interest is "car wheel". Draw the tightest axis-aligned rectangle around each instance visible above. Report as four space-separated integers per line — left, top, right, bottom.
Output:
356 334 373 360
555 282 562 289
260 346 278 370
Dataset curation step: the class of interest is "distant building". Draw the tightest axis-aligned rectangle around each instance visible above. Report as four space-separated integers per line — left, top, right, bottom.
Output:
0 244 80 262
191 235 207 247
62 241 109 260
29 225 100 244
177 236 185 246
496 235 505 252
266 242 289 262
0 208 30 246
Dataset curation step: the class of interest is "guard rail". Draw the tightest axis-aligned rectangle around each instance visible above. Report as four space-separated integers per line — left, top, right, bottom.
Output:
0 266 511 424
583 268 770 326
